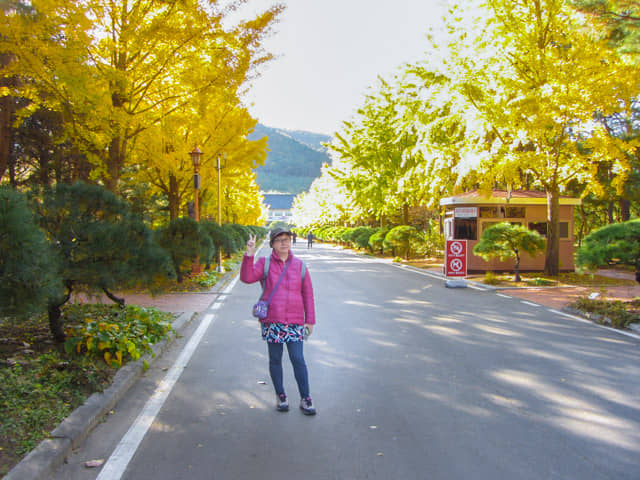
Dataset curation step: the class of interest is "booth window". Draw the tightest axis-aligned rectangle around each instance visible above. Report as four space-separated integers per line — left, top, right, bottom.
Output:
528 221 570 238
529 222 547 236
479 207 499 218
505 207 525 218
455 218 477 240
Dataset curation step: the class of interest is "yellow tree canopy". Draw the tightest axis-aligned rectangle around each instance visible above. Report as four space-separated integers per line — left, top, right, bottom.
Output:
0 0 283 190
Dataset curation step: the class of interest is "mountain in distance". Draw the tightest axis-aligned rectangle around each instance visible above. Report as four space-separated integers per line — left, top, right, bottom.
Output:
279 129 332 152
248 123 332 194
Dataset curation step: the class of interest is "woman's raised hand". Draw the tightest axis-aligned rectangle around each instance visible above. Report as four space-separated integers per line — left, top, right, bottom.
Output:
246 233 257 256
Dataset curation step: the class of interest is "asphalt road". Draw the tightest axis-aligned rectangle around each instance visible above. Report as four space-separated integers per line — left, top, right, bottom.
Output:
51 243 640 480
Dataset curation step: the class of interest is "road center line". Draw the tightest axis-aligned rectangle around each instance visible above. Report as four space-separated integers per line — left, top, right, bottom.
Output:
96 276 237 479
520 300 540 307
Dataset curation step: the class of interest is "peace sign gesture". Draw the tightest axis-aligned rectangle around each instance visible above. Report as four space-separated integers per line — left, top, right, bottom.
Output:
246 233 257 256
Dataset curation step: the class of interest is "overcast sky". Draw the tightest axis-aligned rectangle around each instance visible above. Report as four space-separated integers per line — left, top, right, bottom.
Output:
239 0 447 135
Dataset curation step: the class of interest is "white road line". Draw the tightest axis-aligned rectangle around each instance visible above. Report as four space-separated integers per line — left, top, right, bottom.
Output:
520 300 540 307
548 309 640 340
496 293 511 299
96 277 236 479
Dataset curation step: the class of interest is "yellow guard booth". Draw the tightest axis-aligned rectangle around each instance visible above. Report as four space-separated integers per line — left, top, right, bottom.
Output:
440 190 581 273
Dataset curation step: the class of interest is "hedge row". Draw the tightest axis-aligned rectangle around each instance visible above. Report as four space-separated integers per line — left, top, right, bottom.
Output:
294 223 444 260
0 183 266 341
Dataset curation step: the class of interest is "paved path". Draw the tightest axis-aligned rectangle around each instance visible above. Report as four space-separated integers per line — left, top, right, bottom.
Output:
44 243 640 480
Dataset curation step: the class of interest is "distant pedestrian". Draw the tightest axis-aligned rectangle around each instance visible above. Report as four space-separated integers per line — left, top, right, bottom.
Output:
240 228 317 415
307 232 313 249
292 231 297 245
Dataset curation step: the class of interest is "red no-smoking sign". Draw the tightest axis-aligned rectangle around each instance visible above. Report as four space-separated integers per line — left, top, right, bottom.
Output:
445 240 467 277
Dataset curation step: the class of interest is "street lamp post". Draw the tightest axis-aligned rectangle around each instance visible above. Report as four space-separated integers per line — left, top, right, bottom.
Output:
216 152 224 273
190 146 203 276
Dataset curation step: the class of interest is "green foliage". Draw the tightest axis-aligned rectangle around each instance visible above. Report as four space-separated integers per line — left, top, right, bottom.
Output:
0 186 61 317
369 227 391 254
64 305 174 367
351 226 376 250
157 217 207 282
569 296 638 328
473 222 546 281
570 0 640 55
0 352 111 464
576 219 640 284
28 182 173 341
328 77 423 222
221 223 243 256
483 271 500 285
314 225 347 243
412 221 444 258
383 225 421 260
35 182 172 290
474 223 547 261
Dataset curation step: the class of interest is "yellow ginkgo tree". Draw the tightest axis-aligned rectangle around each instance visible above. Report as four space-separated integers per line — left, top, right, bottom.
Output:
441 0 638 275
0 0 283 191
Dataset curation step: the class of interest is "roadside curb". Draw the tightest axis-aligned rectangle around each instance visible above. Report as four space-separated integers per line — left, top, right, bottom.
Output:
4 310 198 480
389 257 640 339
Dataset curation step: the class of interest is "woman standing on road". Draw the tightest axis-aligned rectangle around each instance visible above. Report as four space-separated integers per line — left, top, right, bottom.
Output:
241 228 317 415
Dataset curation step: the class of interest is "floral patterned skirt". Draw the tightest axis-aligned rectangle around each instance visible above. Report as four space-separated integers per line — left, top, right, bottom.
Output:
261 322 304 343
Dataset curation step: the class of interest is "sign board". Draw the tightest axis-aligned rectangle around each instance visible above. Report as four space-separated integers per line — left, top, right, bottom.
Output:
445 239 467 277
454 207 478 218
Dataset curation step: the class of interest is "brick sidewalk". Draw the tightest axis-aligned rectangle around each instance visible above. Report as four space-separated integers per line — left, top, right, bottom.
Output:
70 291 219 314
499 284 640 310
486 268 639 310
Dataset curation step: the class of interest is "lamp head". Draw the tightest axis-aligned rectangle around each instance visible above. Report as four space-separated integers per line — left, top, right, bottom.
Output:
190 146 202 167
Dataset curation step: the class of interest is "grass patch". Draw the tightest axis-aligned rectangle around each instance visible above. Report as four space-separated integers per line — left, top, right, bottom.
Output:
568 296 640 329
469 271 637 288
0 304 175 476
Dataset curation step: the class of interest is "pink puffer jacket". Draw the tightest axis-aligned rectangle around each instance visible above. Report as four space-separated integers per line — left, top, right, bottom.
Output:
240 252 316 325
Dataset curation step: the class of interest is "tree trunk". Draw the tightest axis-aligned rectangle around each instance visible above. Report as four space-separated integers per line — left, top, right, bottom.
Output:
607 200 614 224
48 303 66 343
402 203 409 225
168 174 180 220
0 94 11 182
174 258 183 283
0 51 15 182
47 282 73 343
514 250 521 282
578 203 587 247
105 137 125 192
544 190 560 276
103 287 125 308
620 198 630 222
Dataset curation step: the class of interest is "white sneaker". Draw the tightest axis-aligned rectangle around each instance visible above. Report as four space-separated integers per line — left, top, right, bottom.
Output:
299 396 316 415
276 394 289 412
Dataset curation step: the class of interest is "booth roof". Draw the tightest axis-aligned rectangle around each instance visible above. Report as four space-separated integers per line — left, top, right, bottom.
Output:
440 189 581 206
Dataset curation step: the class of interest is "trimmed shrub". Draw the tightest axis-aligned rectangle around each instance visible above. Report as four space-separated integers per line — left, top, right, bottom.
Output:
34 182 172 341
157 217 208 283
0 186 61 318
351 226 376 250
383 225 421 260
576 219 640 285
369 227 390 254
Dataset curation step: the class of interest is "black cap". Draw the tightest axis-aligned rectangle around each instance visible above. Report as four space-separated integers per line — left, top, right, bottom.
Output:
269 227 292 247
